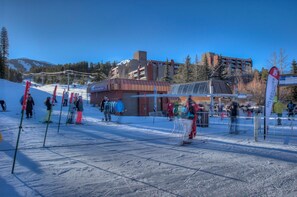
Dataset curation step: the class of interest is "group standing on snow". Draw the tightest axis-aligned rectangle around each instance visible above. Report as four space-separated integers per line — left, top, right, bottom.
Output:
168 95 202 143
100 96 125 122
10 86 297 145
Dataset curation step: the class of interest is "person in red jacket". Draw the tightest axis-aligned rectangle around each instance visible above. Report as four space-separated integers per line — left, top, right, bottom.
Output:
167 102 174 121
187 95 198 140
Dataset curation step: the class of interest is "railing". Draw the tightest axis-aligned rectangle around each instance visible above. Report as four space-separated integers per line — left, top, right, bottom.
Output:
169 110 297 145
149 111 164 117
171 118 193 145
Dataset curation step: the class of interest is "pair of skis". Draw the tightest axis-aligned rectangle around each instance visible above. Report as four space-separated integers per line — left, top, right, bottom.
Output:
66 93 76 124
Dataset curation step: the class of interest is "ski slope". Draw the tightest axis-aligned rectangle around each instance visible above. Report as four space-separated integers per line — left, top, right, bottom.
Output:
1 79 297 196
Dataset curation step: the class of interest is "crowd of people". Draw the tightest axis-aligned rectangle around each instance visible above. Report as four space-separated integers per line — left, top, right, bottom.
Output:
100 96 125 122
3 89 296 140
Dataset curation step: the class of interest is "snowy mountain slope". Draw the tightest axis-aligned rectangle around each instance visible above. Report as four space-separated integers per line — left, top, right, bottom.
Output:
1 79 297 196
8 58 54 72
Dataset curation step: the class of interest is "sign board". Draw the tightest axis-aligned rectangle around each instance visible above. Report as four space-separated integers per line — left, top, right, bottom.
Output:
264 66 280 140
91 85 107 92
279 75 297 86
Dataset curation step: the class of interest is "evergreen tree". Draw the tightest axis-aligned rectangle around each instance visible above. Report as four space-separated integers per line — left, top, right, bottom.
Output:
173 63 186 84
260 67 269 81
0 27 9 79
161 59 172 83
291 60 297 101
0 50 4 78
196 53 210 81
217 55 229 81
186 55 196 82
93 62 108 81
173 56 193 84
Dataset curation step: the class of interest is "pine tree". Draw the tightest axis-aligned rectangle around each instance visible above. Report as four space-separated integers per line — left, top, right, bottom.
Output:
185 55 192 82
196 53 209 81
291 60 297 101
173 63 186 84
0 27 9 79
0 50 4 78
161 59 172 83
186 55 196 82
260 68 269 81
93 62 108 81
217 55 229 81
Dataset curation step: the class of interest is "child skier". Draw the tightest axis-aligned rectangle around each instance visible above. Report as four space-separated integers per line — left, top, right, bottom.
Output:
75 96 83 124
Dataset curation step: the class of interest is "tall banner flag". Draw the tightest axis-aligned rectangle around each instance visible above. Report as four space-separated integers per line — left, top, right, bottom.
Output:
52 85 58 104
153 85 157 112
12 81 31 174
22 81 31 110
264 66 280 139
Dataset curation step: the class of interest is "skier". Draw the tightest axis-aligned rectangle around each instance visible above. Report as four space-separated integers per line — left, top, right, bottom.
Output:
63 91 69 106
287 100 296 120
187 98 198 140
103 98 111 121
100 96 108 112
75 96 83 124
246 103 252 119
115 98 125 123
44 97 52 123
273 100 285 125
167 102 174 121
26 94 35 118
229 100 239 134
173 99 181 118
0 100 6 111
66 93 76 124
69 93 78 122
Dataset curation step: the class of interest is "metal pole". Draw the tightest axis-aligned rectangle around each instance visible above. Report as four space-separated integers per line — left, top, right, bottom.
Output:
254 113 259 142
43 109 52 147
57 91 65 133
11 110 25 174
67 72 70 91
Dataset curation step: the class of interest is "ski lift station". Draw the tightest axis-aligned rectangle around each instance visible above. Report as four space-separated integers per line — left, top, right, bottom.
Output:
88 78 233 116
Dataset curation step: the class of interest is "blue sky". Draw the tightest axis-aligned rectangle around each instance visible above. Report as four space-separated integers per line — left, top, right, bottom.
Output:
1 0 297 70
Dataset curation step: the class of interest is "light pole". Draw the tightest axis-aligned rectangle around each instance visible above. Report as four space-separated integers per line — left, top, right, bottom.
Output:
67 72 70 91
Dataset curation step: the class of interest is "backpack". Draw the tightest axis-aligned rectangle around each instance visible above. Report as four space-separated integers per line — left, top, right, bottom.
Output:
189 105 195 115
104 102 110 112
187 105 195 119
288 103 294 111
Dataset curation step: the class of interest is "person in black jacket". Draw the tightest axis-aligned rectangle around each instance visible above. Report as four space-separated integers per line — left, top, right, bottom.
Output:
26 94 35 118
100 96 108 112
229 101 239 134
44 97 52 123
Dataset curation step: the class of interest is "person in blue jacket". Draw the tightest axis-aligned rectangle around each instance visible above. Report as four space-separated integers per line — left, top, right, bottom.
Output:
115 98 125 123
115 98 125 114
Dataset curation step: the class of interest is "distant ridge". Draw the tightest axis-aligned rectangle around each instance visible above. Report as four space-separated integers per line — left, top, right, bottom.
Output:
8 58 55 72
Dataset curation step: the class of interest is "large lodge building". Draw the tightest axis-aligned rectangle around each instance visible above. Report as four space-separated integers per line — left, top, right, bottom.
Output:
88 51 251 116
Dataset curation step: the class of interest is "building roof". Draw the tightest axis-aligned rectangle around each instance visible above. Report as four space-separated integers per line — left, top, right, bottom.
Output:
89 78 170 93
169 80 232 95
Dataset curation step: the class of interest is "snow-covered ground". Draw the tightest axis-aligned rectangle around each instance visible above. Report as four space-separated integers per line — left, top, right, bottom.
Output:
1 79 297 197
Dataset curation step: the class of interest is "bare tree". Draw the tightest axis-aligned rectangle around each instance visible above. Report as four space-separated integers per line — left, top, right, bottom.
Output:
278 48 288 74
238 70 266 105
267 48 288 74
